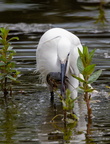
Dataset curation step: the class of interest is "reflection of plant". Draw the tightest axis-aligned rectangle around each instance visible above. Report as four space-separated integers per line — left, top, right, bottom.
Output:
95 0 108 24
72 46 102 119
106 86 110 95
63 122 77 143
0 27 19 101
106 86 110 89
51 46 102 142
51 116 77 143
0 101 19 144
51 89 78 143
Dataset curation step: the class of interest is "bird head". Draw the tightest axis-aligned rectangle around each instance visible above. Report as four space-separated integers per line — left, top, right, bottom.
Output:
46 72 68 90
57 37 71 97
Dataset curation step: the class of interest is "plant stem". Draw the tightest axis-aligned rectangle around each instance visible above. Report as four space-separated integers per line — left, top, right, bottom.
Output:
84 92 92 119
63 109 67 128
4 77 8 102
84 75 92 119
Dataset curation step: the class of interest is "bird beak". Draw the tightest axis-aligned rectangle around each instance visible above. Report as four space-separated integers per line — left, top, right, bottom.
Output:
60 61 67 97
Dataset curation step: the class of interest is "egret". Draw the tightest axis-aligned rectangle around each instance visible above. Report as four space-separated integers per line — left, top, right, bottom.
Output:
36 28 83 101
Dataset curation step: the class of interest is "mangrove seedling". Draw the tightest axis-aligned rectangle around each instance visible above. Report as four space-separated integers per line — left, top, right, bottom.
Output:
52 89 78 127
72 46 102 119
0 27 19 100
61 89 78 122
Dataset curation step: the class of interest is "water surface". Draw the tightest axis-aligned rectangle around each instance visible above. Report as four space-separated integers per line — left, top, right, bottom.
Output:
0 0 110 143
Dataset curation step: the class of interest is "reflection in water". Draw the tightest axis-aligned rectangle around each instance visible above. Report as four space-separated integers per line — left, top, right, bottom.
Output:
0 101 19 144
0 88 110 143
47 97 96 144
50 121 77 143
95 0 108 24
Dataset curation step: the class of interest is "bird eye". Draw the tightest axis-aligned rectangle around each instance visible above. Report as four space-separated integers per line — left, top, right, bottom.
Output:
68 53 70 57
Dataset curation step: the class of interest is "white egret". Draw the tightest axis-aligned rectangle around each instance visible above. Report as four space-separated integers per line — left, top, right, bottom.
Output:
36 28 83 101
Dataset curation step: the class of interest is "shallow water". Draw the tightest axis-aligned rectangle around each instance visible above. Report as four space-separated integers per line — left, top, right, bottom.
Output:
0 0 110 144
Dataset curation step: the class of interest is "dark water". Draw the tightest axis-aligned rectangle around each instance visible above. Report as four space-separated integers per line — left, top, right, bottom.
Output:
0 0 110 144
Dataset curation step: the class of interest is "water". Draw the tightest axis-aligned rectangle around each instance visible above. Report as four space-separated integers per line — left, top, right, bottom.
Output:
0 0 110 143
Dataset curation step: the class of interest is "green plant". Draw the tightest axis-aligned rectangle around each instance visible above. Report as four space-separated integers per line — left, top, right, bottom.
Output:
52 89 78 127
51 89 78 143
61 89 78 122
72 46 102 118
0 27 19 100
61 90 75 112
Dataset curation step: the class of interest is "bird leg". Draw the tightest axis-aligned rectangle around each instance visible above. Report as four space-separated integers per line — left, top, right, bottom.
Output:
46 72 68 101
50 91 54 102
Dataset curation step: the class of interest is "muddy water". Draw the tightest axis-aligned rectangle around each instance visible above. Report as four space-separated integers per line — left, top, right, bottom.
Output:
0 0 110 144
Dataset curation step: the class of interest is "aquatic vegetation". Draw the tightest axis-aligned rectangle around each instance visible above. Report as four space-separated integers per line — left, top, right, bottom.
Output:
106 86 110 89
51 90 78 143
52 89 78 123
0 27 19 101
60 89 78 123
72 46 102 119
51 46 102 132
50 119 77 143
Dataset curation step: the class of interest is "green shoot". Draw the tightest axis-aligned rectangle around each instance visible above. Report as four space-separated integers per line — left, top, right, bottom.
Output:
0 27 20 101
72 46 102 118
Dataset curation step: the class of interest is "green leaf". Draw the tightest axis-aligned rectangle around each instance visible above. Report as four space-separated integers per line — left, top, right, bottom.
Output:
0 39 6 45
0 62 6 66
88 69 102 84
83 46 89 56
82 64 95 75
11 69 20 75
83 46 90 65
62 100 67 110
106 86 110 89
78 48 83 58
7 50 16 54
6 75 17 81
79 86 85 90
77 56 84 74
70 113 78 120
79 86 94 92
0 56 7 63
78 87 84 93
66 89 71 97
0 75 4 80
0 27 9 39
7 61 15 67
84 88 94 92
89 49 96 61
72 74 86 83
8 37 19 42
0 39 3 43
7 46 13 50
66 118 75 124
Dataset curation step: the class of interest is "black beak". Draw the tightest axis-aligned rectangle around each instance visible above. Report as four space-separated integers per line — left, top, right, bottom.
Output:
61 61 68 97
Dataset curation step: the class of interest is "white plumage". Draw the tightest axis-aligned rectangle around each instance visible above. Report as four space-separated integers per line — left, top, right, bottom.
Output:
36 28 83 100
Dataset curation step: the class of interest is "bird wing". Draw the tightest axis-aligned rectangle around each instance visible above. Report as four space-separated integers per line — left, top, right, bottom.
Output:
36 36 61 81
